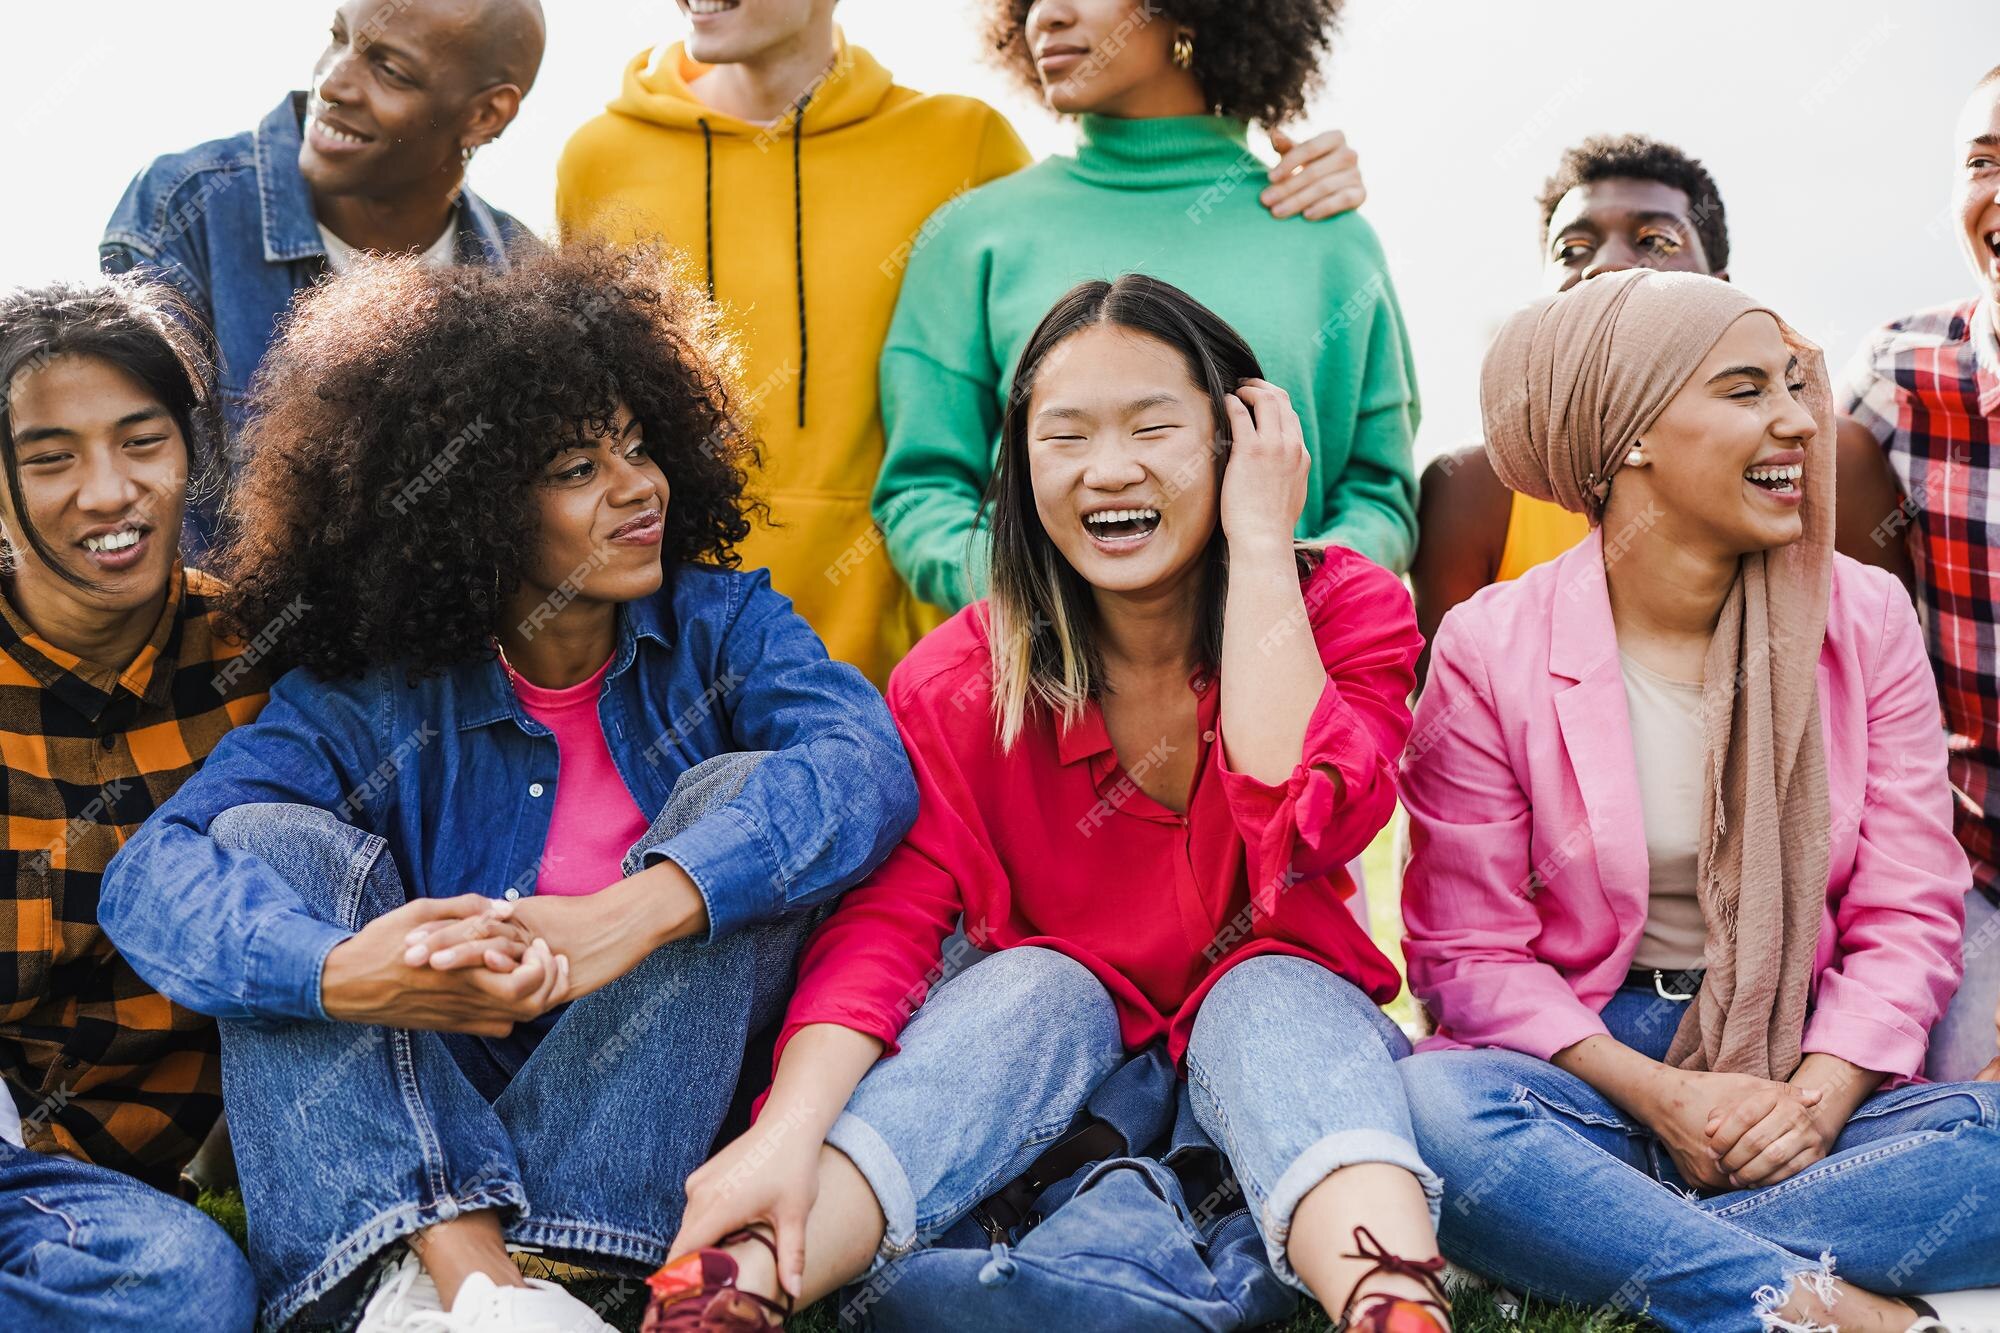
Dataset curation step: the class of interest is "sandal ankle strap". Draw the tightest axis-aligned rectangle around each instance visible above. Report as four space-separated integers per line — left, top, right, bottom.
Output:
1335 1227 1453 1331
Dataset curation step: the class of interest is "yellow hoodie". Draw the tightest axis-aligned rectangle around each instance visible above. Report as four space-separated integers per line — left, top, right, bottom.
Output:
557 36 1031 687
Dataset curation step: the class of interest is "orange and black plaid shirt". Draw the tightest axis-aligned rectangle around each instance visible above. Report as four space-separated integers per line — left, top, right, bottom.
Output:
0 564 269 1190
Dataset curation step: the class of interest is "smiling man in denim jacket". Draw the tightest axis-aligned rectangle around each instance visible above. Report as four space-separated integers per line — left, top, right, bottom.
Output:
99 0 545 554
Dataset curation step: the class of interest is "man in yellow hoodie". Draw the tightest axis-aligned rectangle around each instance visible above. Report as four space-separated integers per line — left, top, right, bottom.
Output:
557 0 1365 686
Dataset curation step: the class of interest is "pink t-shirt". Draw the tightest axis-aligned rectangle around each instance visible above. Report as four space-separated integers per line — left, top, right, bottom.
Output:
508 654 651 897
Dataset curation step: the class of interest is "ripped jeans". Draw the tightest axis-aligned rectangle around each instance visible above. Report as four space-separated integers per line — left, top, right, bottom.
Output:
1400 987 2000 1333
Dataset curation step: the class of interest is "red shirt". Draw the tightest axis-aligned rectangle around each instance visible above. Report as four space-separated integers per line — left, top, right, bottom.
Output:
778 549 1418 1067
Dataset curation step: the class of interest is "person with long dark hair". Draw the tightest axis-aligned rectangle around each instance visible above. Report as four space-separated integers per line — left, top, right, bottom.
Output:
658 275 1447 1333
99 244 915 1332
0 277 260 1333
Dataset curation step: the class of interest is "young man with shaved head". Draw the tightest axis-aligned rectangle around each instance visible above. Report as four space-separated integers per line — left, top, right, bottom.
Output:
1835 64 2000 1090
101 0 546 553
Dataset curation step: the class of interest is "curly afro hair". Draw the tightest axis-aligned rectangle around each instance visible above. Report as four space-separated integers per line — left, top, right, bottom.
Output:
984 0 1343 127
219 240 757 681
1536 133 1731 274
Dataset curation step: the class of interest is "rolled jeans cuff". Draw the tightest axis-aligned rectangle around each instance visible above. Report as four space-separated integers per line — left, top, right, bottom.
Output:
825 1109 919 1270
1260 1127 1445 1292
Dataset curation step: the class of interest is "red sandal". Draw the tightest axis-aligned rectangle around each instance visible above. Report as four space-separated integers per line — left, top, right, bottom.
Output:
642 1227 793 1332
1335 1226 1453 1333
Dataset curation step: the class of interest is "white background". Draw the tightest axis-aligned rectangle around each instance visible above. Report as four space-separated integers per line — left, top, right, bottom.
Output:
2 1 1995 457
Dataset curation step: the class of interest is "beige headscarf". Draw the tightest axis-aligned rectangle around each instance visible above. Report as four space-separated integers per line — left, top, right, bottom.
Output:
1481 268 1834 1081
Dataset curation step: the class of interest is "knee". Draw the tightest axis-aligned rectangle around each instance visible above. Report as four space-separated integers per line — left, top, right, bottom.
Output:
93 1205 257 1333
1190 956 1401 1065
974 944 1110 1007
664 751 771 821
1398 1052 1511 1160
208 800 357 854
173 1224 257 1333
924 945 1120 1054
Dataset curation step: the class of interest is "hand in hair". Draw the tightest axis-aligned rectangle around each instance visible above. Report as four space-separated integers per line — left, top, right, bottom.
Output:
1219 378 1310 556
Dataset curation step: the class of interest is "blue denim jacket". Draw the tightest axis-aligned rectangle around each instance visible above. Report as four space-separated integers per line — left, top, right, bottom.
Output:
99 93 534 541
99 564 917 1025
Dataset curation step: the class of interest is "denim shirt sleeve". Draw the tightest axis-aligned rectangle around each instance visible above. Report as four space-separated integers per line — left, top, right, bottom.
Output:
644 571 918 941
98 159 220 317
99 668 380 1024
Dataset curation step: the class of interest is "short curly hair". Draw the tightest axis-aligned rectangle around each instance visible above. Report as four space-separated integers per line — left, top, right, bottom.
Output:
219 241 757 681
984 0 1343 127
1536 133 1731 273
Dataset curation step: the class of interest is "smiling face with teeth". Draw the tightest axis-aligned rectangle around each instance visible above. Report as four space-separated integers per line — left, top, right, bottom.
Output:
1024 324 1220 600
1605 311 1819 558
1 353 189 629
1952 77 2000 310
302 0 541 222
676 0 826 66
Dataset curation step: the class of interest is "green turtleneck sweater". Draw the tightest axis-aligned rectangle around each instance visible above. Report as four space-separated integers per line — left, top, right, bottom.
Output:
874 113 1420 611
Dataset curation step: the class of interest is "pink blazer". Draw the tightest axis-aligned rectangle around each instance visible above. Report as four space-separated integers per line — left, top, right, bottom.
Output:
1401 528 1968 1080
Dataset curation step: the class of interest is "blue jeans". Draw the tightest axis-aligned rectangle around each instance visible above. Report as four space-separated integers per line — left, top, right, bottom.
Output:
0 1142 255 1333
828 947 1439 1294
214 755 816 1329
1929 888 2000 1081
1402 987 2000 1333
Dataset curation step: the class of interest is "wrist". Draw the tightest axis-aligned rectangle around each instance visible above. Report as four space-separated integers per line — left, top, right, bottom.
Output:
319 936 383 1022
1225 532 1296 567
616 858 708 950
1627 1058 1683 1126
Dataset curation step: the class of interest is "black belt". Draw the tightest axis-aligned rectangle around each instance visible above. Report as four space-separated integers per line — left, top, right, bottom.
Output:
1625 966 1705 1001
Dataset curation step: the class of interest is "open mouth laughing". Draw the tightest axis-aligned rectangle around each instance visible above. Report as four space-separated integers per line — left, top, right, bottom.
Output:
1082 505 1161 551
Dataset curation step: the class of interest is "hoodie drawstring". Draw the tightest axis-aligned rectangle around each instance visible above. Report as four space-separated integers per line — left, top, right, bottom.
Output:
697 118 715 301
790 89 814 429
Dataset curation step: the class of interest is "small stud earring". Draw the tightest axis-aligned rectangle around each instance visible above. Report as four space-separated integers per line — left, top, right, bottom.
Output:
1171 30 1195 70
1625 444 1647 466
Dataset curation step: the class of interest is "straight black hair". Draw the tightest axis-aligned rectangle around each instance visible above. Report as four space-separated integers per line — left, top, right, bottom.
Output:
0 276 217 589
983 273 1315 747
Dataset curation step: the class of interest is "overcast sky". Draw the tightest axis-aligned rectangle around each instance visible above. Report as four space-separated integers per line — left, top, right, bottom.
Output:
3 1 1993 455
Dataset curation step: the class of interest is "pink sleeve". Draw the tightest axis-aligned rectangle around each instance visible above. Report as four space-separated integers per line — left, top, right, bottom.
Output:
1399 608 1611 1060
773 679 976 1065
1216 555 1420 915
1801 582 1969 1078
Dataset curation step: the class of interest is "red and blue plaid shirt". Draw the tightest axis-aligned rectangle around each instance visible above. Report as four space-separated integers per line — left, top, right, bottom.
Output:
1840 297 2000 908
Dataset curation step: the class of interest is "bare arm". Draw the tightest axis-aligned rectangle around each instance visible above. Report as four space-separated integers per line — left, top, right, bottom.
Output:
1217 381 1328 789
1832 415 1914 594
1410 447 1511 691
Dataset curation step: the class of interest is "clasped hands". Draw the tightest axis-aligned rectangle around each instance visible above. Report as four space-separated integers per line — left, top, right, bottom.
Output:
317 860 705 1036
1645 1067 1844 1192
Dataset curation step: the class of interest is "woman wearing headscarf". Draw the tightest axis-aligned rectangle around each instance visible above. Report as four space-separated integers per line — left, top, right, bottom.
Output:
1397 268 2000 1333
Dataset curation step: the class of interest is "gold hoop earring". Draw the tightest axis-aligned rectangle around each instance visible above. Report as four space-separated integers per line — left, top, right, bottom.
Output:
1171 31 1195 70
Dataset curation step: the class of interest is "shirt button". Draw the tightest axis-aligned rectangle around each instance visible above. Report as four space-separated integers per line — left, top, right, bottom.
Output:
502 888 521 902
99 734 115 751
528 782 545 797
61 1057 80 1069
1202 729 1216 743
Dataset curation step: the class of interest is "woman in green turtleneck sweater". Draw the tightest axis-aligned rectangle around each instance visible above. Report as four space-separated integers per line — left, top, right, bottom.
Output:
875 0 1419 612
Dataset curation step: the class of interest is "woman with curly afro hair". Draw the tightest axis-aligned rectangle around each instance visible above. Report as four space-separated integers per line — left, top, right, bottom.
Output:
99 243 917 1332
872 0 1419 621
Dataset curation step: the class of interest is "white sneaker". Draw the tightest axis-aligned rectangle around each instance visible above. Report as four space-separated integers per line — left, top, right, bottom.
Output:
1912 1288 2000 1333
423 1271 618 1333
355 1248 445 1332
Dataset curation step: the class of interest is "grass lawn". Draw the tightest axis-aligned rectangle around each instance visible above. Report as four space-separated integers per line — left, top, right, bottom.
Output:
191 821 1656 1331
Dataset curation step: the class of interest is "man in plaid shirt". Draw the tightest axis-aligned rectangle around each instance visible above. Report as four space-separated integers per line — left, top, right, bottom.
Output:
1835 62 2000 1084
0 279 261 1332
